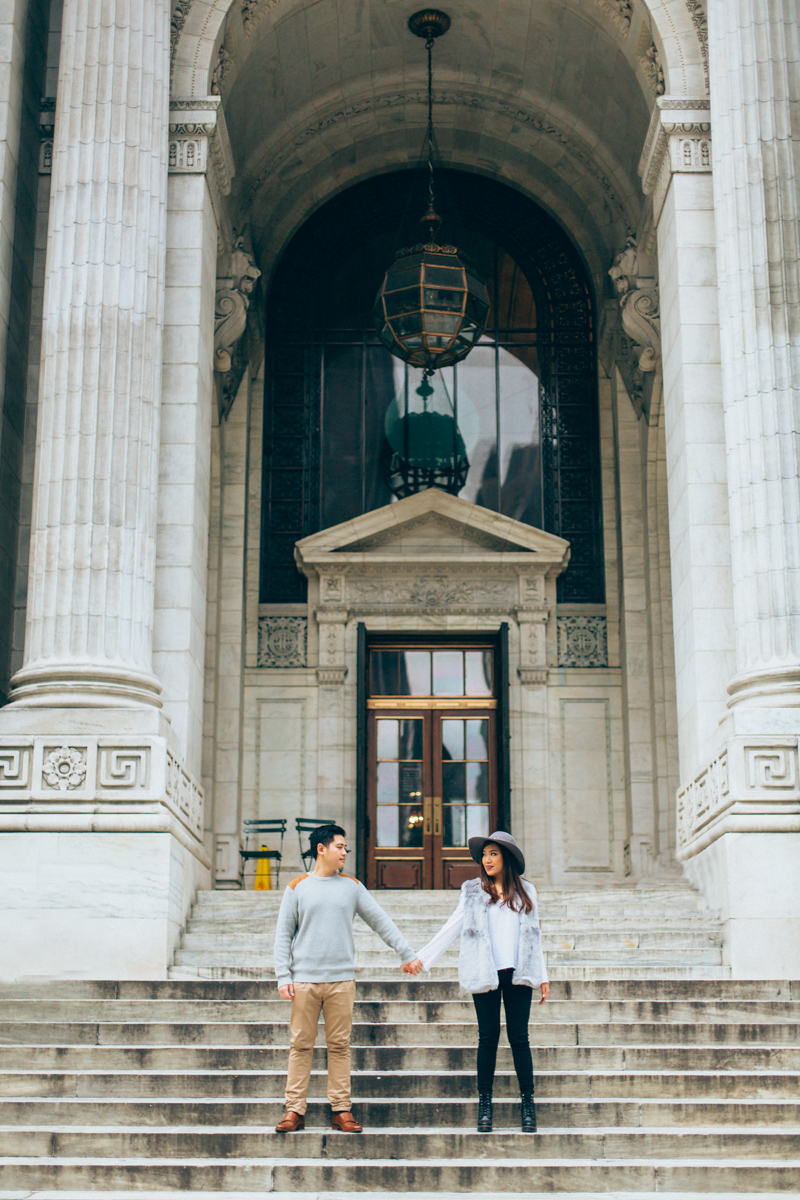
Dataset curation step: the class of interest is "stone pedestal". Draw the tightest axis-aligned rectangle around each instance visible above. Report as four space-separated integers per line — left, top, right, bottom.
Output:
0 0 210 979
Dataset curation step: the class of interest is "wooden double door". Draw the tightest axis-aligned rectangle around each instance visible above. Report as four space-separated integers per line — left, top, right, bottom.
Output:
367 706 497 889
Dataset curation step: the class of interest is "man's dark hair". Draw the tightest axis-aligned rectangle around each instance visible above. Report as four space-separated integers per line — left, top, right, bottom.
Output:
309 823 346 861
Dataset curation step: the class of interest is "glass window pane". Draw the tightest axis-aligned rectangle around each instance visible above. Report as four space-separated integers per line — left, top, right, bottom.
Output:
376 719 398 761
433 650 464 696
400 762 423 805
399 804 424 847
371 652 397 696
465 651 493 697
443 805 466 847
454 343 498 510
399 718 423 760
466 761 490 804
377 762 398 804
442 761 465 804
441 719 465 762
466 805 490 839
377 806 400 847
400 651 431 696
465 719 490 761
497 344 542 528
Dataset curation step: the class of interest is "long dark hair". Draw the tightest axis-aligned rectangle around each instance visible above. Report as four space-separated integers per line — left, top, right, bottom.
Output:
480 842 533 914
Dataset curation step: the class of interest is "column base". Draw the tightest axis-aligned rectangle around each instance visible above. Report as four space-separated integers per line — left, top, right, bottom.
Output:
0 707 210 980
677 714 800 977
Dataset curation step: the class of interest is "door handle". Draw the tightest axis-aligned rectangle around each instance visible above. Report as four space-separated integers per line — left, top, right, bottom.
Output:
433 796 442 837
423 796 433 836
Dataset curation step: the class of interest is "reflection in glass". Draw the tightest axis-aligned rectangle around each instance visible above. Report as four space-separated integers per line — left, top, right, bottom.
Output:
399 718 423 761
401 651 431 696
371 652 397 696
442 761 465 804
465 718 489 760
433 651 464 696
443 804 466 847
441 719 465 762
466 805 490 839
400 762 423 804
376 762 398 804
399 804 424 847
376 719 398 761
377 806 399 847
466 761 490 803
465 651 493 697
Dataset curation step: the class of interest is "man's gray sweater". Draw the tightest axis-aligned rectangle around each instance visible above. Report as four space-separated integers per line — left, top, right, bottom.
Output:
273 871 414 987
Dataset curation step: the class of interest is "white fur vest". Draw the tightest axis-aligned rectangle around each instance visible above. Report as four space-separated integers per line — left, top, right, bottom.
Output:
458 877 548 994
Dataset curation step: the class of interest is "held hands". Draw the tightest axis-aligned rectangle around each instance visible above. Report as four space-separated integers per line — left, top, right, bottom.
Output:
539 982 549 1005
278 983 295 1000
401 958 424 976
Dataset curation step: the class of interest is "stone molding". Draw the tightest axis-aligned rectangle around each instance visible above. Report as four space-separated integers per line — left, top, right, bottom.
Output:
257 616 307 668
38 98 55 174
639 96 711 225
557 615 609 668
0 736 205 847
677 738 800 859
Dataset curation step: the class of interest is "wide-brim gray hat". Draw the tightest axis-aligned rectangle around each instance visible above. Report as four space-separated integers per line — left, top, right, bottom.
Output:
469 831 525 874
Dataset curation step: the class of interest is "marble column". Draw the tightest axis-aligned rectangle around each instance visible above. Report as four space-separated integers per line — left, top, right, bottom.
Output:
11 0 170 706
709 0 800 707
674 2 800 977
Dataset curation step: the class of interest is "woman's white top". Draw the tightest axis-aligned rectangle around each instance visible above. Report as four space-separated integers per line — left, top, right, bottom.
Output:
417 886 528 972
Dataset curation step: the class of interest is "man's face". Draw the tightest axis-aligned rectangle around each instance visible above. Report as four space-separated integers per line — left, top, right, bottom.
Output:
317 833 348 872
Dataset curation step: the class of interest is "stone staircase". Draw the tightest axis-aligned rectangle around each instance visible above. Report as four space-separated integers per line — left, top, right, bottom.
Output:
1 883 799 1195
171 882 729 980
0 977 799 1192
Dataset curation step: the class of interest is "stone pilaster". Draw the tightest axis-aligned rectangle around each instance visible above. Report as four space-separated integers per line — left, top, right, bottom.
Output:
708 0 800 707
11 0 171 706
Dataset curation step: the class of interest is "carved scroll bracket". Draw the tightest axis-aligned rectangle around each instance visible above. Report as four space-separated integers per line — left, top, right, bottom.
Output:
214 233 262 420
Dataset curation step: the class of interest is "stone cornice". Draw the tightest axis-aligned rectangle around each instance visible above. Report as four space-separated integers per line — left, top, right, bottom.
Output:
639 96 711 193
169 97 235 196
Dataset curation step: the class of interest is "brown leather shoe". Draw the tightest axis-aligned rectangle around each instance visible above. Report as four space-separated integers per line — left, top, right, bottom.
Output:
331 1110 362 1132
275 1110 305 1132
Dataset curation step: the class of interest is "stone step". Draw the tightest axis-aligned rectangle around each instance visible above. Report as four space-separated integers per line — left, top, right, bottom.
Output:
0 1154 798 1193
169 963 732 981
2 1044 796 1073
3 1021 797 1047
4 1096 800 1127
181 929 725 950
174 945 726 965
2 999 793 1023
2 1123 800 1154
3 1069 798 1100
3 977 784 1000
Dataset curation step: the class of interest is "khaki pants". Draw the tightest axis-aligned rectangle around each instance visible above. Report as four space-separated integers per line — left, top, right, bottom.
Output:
285 979 356 1115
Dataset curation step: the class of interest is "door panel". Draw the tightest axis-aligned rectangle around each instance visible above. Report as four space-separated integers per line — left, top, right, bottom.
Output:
368 706 496 888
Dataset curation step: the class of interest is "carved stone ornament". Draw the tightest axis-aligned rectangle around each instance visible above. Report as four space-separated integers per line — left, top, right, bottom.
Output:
594 0 632 31
42 746 87 791
557 616 609 668
214 235 262 419
258 616 308 668
640 41 665 97
608 235 661 374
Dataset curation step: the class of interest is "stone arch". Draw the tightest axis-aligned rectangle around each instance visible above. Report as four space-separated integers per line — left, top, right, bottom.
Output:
172 0 708 104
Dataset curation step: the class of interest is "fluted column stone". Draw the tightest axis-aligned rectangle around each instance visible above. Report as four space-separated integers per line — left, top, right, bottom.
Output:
708 0 800 707
12 0 170 706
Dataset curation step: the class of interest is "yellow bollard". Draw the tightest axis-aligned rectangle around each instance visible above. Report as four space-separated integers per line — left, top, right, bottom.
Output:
254 847 272 890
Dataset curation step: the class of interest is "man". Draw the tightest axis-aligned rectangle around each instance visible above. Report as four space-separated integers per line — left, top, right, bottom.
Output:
273 823 415 1132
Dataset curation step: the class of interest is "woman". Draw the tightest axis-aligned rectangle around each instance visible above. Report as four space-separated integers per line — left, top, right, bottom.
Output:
404 831 549 1133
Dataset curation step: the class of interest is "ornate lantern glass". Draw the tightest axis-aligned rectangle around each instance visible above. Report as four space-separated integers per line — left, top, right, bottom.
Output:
373 243 490 371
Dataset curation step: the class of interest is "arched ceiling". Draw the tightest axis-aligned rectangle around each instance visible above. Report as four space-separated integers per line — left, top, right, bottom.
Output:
172 0 708 293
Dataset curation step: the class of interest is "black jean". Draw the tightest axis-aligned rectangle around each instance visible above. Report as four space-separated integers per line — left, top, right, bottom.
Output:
472 967 534 1093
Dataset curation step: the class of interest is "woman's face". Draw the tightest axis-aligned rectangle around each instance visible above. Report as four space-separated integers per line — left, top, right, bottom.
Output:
482 843 504 877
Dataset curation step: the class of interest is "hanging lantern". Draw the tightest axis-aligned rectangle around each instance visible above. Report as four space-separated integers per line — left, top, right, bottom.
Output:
373 10 490 373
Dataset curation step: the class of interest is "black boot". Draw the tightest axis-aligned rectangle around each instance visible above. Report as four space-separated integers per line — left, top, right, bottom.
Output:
520 1091 537 1132
477 1091 493 1132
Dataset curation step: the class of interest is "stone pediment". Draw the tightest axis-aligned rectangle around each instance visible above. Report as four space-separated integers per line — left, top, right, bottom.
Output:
295 488 570 566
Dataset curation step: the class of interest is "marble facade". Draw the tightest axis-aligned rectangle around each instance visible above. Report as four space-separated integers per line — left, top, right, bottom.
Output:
0 0 796 979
